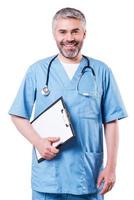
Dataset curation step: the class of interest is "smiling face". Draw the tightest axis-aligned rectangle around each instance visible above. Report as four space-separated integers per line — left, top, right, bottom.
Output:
53 18 86 62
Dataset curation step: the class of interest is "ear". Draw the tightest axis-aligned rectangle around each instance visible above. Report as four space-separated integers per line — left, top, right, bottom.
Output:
83 30 86 39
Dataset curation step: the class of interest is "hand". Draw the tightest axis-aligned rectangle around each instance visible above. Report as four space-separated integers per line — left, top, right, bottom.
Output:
36 137 60 160
97 166 116 195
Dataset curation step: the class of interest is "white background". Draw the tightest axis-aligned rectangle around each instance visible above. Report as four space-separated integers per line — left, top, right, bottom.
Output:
0 0 133 199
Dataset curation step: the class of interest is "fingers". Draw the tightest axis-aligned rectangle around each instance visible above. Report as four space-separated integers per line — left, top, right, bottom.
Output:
99 180 115 195
49 146 59 154
36 137 60 160
48 137 60 143
41 137 60 160
43 152 57 160
97 167 116 195
97 174 104 188
107 183 114 191
42 147 58 160
42 138 60 160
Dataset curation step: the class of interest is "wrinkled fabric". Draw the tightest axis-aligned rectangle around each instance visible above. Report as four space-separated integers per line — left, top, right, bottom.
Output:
9 56 127 194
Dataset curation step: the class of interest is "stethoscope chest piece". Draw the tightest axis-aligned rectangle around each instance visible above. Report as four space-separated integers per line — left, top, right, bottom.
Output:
41 86 50 96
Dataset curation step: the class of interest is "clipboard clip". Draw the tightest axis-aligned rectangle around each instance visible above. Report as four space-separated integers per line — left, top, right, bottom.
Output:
61 109 70 127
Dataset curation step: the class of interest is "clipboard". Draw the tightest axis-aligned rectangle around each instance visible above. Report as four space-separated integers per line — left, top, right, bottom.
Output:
31 97 75 162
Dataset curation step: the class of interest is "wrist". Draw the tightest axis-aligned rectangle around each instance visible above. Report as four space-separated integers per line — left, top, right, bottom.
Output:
32 134 42 148
105 161 117 171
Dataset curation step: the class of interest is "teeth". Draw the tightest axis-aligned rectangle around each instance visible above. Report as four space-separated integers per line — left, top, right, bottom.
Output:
65 45 75 47
66 45 74 47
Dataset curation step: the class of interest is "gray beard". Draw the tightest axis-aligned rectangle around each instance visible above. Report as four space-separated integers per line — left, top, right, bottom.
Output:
59 48 80 58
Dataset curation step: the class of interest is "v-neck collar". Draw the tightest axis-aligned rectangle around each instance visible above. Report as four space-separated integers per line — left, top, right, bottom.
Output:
53 56 88 89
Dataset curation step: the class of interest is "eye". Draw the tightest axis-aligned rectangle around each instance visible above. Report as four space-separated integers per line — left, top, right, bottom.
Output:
72 29 80 34
59 30 66 34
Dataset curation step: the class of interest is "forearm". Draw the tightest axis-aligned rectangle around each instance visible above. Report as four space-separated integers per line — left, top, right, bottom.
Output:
10 115 60 160
10 115 41 147
104 120 119 170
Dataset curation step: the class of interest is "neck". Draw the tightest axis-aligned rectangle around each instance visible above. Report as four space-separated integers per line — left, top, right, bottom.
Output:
58 53 82 64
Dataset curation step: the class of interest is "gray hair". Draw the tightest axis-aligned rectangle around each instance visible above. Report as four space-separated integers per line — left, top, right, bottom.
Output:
52 7 86 31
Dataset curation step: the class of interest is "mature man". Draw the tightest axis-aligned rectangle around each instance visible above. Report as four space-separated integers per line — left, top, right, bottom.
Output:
9 7 127 200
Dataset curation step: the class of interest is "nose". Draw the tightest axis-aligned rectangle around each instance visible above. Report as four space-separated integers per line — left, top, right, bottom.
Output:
65 32 74 41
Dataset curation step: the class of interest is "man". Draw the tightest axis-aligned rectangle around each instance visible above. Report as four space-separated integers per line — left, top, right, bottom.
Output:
9 7 127 200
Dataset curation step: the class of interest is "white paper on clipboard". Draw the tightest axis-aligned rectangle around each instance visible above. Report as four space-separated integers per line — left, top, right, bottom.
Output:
31 97 75 162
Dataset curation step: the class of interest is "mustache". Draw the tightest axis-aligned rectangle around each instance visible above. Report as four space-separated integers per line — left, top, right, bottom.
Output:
60 40 79 46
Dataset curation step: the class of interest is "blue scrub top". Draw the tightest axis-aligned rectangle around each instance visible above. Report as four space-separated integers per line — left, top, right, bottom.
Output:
9 56 127 194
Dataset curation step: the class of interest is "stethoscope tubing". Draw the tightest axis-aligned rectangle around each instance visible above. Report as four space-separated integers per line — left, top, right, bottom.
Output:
42 54 96 96
46 54 59 86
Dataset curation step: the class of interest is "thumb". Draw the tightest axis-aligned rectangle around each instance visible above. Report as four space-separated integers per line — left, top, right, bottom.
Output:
47 137 60 143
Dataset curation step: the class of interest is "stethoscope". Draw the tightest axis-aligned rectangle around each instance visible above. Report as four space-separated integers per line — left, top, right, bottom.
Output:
41 54 97 97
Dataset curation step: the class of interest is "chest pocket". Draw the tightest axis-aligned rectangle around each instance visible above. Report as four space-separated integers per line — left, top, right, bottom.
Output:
77 70 101 119
78 96 100 119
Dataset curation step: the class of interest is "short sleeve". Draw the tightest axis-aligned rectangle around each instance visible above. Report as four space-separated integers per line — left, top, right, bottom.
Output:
8 66 37 120
101 67 128 123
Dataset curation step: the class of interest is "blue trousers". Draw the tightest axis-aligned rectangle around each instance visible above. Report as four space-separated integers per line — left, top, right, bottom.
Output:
32 191 104 200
